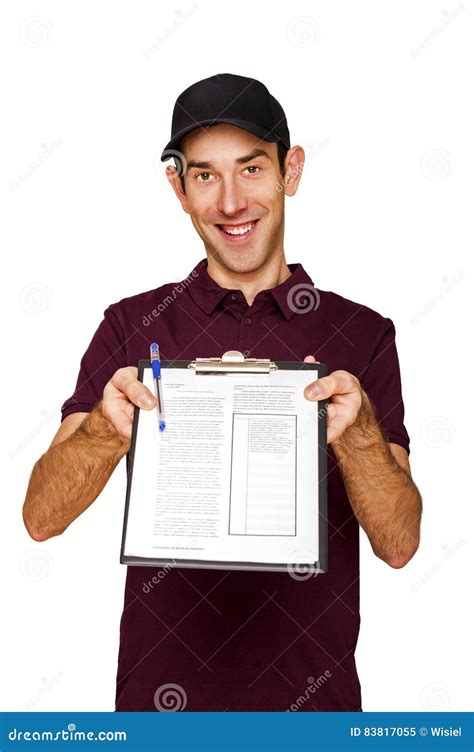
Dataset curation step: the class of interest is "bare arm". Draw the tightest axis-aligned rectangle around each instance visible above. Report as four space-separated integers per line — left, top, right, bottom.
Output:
303 357 422 569
22 366 156 542
331 390 422 568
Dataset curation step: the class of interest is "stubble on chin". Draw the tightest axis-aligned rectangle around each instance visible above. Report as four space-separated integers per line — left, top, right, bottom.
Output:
213 246 269 275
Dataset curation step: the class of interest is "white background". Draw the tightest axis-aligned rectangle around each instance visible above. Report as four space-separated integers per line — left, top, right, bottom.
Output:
1 0 472 712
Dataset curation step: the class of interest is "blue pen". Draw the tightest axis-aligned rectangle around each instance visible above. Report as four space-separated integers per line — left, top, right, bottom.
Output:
150 343 166 431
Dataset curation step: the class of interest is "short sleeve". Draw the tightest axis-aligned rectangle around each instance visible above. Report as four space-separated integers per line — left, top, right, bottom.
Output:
359 318 411 455
60 304 127 422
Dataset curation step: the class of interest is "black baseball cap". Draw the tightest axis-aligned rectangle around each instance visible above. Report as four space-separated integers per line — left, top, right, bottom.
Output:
160 73 290 162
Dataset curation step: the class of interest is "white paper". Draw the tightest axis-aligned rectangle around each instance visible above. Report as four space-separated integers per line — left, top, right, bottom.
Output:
123 366 321 566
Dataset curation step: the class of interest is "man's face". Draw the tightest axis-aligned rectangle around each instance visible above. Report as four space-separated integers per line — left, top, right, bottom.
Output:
175 124 287 275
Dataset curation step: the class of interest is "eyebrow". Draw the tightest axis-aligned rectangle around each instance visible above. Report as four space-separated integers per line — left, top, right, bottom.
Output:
186 148 271 171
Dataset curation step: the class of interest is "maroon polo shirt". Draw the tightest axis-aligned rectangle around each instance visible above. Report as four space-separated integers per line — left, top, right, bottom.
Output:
61 257 410 712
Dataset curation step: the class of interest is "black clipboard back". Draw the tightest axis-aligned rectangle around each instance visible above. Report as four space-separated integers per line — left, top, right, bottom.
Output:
120 351 328 573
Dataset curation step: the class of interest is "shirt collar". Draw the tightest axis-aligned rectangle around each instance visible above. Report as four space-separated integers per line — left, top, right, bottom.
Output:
186 257 316 321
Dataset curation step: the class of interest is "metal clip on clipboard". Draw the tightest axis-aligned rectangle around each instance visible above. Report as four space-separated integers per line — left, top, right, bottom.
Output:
188 350 278 375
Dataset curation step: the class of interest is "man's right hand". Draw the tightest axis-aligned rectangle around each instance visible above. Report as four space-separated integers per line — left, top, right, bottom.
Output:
102 366 157 441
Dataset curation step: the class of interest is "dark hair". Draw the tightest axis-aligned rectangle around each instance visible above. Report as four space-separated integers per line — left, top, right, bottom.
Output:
176 140 289 194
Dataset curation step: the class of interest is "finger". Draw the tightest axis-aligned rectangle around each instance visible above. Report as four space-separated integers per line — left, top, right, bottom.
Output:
114 418 132 442
102 401 133 442
112 367 156 409
327 415 350 445
124 401 135 422
304 370 357 401
303 355 321 364
303 378 321 399
327 403 337 420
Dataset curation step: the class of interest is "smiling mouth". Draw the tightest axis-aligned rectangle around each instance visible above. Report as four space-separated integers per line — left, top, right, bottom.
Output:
215 220 259 240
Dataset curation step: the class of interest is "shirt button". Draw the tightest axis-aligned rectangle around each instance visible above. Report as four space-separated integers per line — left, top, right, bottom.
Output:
244 317 252 326
243 349 251 357
231 293 237 301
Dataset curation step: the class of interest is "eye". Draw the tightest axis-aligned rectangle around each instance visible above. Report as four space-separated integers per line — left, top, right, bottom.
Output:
195 171 215 182
244 165 261 175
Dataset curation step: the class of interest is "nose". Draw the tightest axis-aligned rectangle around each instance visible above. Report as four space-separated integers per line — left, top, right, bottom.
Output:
216 177 249 217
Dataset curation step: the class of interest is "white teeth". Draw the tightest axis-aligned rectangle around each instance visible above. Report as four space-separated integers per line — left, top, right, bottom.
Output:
221 222 255 235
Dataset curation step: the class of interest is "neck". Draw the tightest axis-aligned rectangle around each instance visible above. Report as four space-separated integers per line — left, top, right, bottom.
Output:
206 251 292 306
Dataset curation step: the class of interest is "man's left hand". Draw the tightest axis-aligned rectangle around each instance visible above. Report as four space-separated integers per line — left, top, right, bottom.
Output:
303 355 363 444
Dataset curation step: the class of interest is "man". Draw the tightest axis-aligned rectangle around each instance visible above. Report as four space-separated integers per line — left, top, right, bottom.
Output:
23 73 422 711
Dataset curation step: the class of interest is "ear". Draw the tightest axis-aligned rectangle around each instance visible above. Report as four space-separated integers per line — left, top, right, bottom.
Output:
283 145 305 197
166 164 190 214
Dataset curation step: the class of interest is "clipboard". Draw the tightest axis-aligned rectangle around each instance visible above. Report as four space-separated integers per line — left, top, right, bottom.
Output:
120 351 328 574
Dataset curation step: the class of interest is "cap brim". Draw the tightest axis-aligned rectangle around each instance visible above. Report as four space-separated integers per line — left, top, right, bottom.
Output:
160 118 286 162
